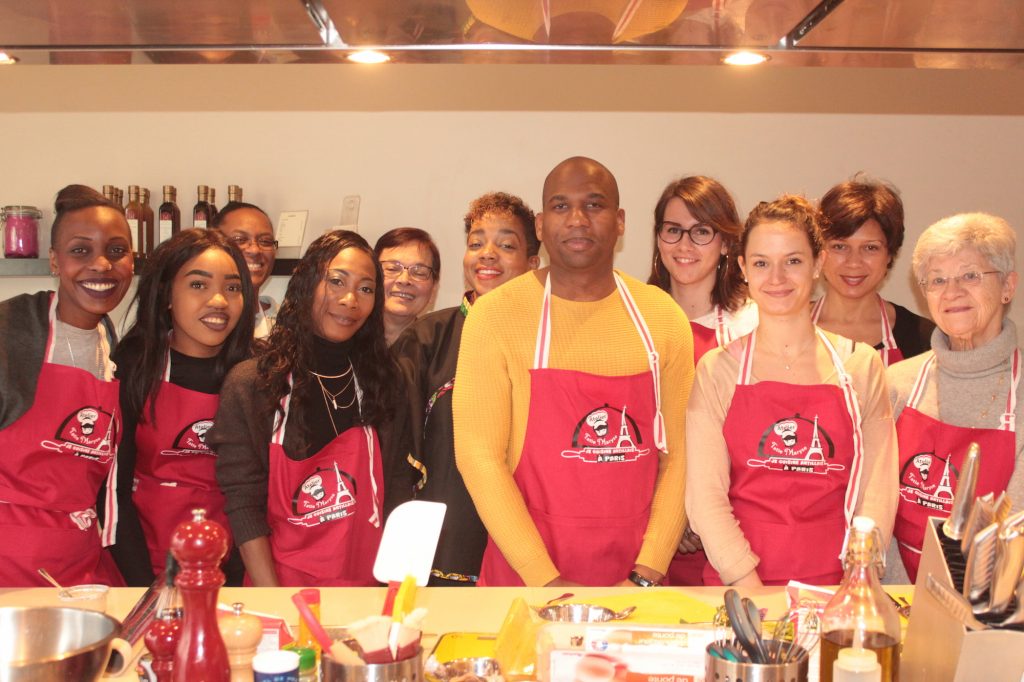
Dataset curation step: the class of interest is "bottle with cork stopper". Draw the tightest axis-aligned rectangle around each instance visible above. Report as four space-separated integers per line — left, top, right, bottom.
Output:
170 507 230 682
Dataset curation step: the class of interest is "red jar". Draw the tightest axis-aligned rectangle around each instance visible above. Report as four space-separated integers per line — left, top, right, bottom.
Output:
2 205 42 258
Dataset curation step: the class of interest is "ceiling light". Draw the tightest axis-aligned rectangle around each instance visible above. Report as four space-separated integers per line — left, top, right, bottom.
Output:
347 50 390 64
0 52 18 65
723 51 768 66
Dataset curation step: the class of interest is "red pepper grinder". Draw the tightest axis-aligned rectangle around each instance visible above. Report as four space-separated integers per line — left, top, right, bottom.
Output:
170 508 230 682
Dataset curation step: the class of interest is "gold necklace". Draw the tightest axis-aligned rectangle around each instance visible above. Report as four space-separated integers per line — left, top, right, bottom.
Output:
64 329 103 377
313 362 355 410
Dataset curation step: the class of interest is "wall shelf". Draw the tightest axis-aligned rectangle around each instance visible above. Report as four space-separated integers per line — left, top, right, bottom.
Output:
0 258 299 277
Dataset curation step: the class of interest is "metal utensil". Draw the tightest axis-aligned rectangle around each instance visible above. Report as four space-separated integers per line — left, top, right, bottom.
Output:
998 576 1024 626
961 492 995 556
723 589 764 664
964 522 999 602
943 442 980 541
741 597 770 664
994 491 1013 525
985 523 1024 614
926 574 989 631
886 592 912 619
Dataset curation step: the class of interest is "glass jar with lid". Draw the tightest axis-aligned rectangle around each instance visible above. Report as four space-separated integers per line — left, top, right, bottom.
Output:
2 205 42 258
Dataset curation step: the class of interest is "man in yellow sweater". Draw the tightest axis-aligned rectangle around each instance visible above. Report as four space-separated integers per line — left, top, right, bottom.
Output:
453 156 694 586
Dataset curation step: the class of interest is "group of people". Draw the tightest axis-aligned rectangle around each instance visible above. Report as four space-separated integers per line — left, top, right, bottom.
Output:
0 155 1018 590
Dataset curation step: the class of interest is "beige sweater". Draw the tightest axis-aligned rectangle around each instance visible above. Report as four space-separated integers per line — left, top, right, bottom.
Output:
685 331 898 584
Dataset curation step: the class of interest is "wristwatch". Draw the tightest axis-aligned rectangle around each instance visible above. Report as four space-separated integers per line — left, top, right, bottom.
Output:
628 570 661 587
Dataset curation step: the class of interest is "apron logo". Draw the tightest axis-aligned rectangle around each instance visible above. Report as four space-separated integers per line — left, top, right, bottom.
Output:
288 463 357 527
748 414 845 474
899 451 957 511
40 406 116 463
561 404 650 464
161 418 216 457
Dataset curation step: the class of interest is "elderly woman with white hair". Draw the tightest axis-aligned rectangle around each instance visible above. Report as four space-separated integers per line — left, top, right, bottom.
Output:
887 212 1020 582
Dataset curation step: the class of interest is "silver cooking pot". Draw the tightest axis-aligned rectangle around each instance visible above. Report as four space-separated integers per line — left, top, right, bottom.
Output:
0 606 131 681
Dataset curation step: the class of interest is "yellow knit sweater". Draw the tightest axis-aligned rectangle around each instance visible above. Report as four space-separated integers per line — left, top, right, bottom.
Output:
453 270 694 585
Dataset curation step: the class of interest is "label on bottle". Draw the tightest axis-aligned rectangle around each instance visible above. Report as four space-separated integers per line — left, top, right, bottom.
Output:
158 220 173 245
194 219 207 228
127 218 139 231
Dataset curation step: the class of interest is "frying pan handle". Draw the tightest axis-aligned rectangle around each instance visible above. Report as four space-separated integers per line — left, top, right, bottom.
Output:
104 637 133 677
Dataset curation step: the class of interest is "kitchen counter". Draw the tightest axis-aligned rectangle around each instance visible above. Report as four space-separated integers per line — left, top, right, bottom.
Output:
0 585 907 680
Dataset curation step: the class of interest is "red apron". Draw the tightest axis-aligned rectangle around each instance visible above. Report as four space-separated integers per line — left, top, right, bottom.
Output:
812 294 904 367
0 293 124 586
478 273 666 586
893 350 1019 580
671 306 735 585
133 354 228 576
263 375 383 586
704 330 865 586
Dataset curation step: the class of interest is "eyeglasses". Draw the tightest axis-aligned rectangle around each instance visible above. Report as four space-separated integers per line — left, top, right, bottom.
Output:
229 234 279 251
380 260 435 282
657 222 718 246
920 270 1003 293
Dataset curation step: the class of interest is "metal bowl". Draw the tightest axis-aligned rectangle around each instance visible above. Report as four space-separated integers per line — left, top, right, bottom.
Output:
0 606 129 681
536 604 618 623
427 656 503 682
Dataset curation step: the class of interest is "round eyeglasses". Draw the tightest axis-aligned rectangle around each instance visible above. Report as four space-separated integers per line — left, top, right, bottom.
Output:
657 222 717 246
380 260 435 282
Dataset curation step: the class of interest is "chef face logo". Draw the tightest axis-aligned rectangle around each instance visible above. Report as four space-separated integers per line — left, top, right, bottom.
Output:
41 405 116 463
561 404 650 464
161 419 216 457
899 451 956 511
288 464 357 527
747 414 845 475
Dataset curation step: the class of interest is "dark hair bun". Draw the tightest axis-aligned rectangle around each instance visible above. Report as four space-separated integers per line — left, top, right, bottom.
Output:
54 184 112 215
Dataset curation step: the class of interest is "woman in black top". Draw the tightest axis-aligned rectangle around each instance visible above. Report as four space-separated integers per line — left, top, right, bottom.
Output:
110 229 254 585
812 177 934 364
210 230 400 586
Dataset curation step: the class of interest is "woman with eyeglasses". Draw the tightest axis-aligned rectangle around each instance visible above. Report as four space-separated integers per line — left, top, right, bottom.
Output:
108 229 254 585
886 213 1022 582
646 176 756 585
374 228 441 346
212 202 279 338
812 179 934 366
209 230 400 586
685 196 897 586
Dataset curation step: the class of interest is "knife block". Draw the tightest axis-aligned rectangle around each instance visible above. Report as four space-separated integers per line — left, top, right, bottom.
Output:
901 517 1024 682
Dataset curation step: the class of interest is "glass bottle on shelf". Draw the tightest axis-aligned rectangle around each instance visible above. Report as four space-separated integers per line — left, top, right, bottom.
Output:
193 185 210 228
141 188 155 255
208 187 218 224
820 516 901 682
159 186 181 246
102 185 116 204
125 185 145 256
227 185 243 203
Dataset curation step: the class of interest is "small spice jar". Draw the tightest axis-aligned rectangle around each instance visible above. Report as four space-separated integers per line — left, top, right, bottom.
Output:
2 205 42 258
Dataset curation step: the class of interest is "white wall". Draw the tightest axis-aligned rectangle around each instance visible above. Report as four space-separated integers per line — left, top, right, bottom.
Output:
1 65 1022 332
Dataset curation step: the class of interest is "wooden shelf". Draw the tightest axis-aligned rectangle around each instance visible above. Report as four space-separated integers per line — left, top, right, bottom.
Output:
0 258 299 277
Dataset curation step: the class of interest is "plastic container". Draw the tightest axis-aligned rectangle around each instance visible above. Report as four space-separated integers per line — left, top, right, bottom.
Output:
253 649 300 682
833 647 881 682
2 205 41 258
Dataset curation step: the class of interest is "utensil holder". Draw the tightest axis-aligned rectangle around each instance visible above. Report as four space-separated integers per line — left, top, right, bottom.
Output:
705 642 808 682
324 650 422 682
901 517 1024 681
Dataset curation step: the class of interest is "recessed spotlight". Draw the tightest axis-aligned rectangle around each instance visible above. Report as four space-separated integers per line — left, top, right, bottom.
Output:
347 50 390 64
0 52 18 65
723 51 768 66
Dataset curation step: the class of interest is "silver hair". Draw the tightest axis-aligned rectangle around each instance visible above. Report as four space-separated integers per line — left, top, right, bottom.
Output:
912 212 1016 284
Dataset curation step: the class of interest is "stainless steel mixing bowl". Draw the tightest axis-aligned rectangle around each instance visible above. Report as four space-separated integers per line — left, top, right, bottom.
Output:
0 606 130 681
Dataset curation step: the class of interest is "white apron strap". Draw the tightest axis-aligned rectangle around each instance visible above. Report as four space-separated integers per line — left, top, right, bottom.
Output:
906 352 936 411
532 272 666 452
1001 349 1021 433
810 296 825 324
736 332 756 386
877 295 899 367
363 426 380 528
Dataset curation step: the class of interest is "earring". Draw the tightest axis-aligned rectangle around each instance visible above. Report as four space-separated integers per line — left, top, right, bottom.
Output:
1003 296 1011 303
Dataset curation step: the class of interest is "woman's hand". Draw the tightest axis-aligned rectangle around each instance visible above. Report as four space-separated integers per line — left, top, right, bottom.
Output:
678 526 704 553
730 569 764 588
238 536 280 587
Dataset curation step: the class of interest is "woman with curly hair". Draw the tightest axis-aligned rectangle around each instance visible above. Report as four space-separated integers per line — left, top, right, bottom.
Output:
210 230 399 586
685 195 897 586
109 229 255 585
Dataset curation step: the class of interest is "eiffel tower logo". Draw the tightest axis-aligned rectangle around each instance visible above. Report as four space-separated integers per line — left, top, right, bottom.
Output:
935 455 955 501
806 415 824 461
615 405 636 450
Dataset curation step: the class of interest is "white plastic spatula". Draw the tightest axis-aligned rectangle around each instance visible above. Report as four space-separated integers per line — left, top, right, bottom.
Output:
372 500 446 587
